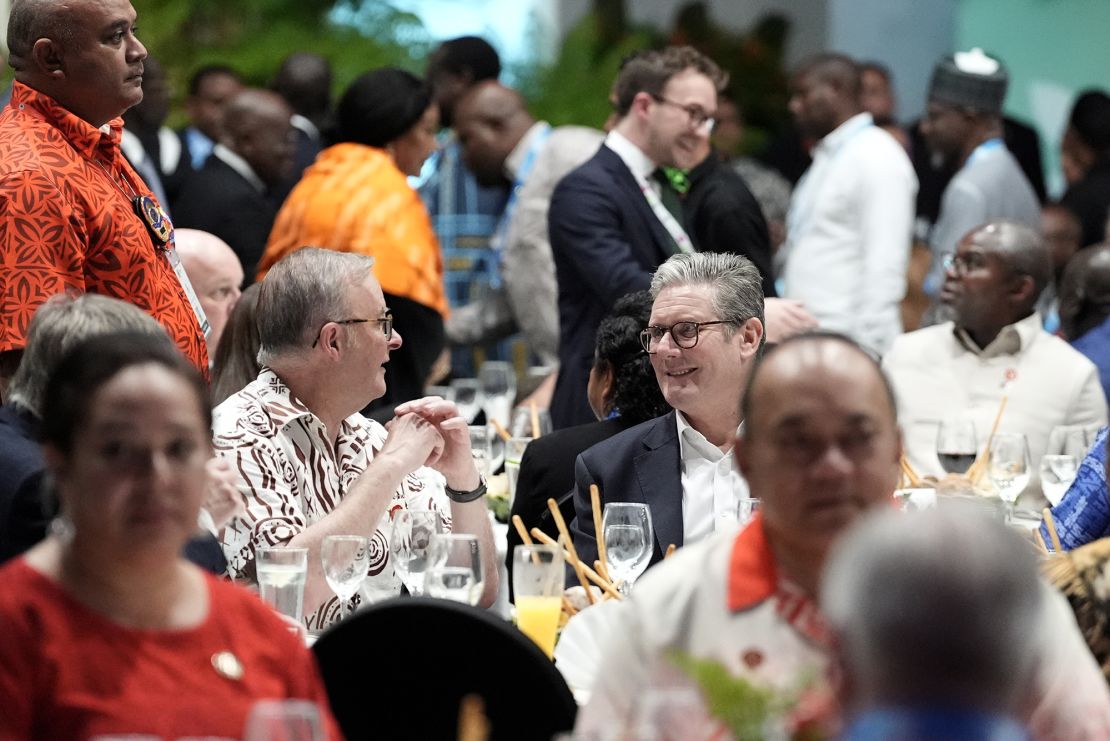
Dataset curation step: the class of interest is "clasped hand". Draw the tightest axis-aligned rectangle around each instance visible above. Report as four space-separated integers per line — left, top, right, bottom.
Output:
383 396 479 488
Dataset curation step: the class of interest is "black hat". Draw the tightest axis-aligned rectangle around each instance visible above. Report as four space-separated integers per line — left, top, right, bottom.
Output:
927 48 1008 114
1069 90 1110 155
336 68 433 148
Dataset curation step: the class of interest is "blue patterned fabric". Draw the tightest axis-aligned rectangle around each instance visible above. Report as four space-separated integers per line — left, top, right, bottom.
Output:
1044 425 1110 549
1072 314 1110 404
841 708 1030 741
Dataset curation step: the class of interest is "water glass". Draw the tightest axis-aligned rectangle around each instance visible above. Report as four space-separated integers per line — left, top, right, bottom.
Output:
603 502 654 596
1047 424 1100 459
468 425 493 478
936 417 978 475
736 497 761 526
321 535 370 621
512 544 564 658
243 699 323 741
487 424 506 473
256 546 308 624
504 436 532 505
425 533 484 605
509 406 552 438
390 510 443 595
989 433 1031 521
450 378 483 424
1040 454 1079 507
424 384 456 403
479 360 517 428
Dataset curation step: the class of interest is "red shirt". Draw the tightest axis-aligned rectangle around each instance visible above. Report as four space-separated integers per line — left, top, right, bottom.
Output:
0 559 342 741
0 82 208 371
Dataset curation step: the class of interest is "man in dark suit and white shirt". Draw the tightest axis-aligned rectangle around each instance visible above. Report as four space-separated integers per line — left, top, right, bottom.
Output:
547 46 727 429
569 252 763 575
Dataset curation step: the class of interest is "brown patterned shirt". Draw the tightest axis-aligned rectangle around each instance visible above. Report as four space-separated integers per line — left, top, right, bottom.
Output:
213 368 451 630
0 82 208 371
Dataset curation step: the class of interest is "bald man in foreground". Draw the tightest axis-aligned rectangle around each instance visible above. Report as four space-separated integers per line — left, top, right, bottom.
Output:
450 81 603 376
173 89 295 280
578 332 1110 740
175 229 244 355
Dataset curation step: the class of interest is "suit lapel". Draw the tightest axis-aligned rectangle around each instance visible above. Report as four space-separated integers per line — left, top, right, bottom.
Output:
597 146 677 263
633 412 684 560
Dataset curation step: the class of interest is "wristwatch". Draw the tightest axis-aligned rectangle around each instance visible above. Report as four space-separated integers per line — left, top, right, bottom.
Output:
444 477 487 503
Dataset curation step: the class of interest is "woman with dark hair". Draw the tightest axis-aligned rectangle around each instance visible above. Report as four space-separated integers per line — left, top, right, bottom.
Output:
211 282 262 407
0 332 340 739
257 68 444 417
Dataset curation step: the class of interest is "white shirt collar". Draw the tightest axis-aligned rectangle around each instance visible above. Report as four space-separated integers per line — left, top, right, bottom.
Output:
953 312 1043 358
504 121 548 181
604 129 657 180
290 113 320 144
813 111 874 157
212 142 266 193
675 410 741 462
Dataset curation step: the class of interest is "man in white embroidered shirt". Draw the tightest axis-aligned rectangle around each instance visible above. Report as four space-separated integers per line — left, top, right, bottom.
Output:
781 54 917 355
883 220 1107 510
569 252 762 577
213 248 497 631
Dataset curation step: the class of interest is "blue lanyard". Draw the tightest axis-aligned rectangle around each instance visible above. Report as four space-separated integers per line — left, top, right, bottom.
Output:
488 124 551 288
966 137 1003 167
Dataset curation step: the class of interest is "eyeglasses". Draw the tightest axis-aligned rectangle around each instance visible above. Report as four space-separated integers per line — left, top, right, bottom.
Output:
640 320 731 354
650 94 716 132
941 252 987 277
311 315 393 348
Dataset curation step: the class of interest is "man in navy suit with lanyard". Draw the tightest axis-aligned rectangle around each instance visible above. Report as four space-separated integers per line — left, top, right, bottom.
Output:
547 46 727 429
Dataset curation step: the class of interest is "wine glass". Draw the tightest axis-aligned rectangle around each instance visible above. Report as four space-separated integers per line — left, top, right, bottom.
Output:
468 425 492 478
989 433 1031 522
487 423 506 474
505 436 532 504
389 510 443 595
1040 454 1079 507
321 535 370 621
510 406 552 438
478 361 517 428
425 384 456 403
450 378 483 424
736 497 761 526
602 502 654 596
936 417 977 475
243 699 323 741
424 533 484 605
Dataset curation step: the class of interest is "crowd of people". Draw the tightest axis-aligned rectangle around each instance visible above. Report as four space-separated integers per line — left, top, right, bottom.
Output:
4 0 1110 737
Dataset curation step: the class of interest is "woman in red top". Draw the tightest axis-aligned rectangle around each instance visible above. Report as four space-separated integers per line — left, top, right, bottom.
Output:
0 332 342 740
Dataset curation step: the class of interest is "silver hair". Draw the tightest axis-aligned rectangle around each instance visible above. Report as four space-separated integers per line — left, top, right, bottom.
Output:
822 508 1042 711
255 247 376 366
649 252 765 344
8 294 166 415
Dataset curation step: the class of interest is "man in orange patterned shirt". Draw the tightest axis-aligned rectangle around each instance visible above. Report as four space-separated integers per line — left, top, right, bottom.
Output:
0 0 208 394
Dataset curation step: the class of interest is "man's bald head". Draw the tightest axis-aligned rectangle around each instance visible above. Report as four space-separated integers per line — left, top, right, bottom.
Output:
789 53 862 140
1059 243 1110 340
175 229 244 354
453 81 535 186
273 52 332 120
221 88 295 186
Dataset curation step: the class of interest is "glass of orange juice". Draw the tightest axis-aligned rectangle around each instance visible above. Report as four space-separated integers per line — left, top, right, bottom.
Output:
512 543 564 658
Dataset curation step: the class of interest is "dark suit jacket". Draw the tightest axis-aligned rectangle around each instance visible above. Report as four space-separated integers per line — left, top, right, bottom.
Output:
172 155 279 283
568 412 681 583
548 145 674 429
506 417 627 595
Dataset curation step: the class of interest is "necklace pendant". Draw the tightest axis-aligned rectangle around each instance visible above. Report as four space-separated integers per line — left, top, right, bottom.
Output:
133 195 173 247
211 650 244 681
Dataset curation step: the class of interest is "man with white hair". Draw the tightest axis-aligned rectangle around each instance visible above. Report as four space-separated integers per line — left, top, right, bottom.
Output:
174 229 244 356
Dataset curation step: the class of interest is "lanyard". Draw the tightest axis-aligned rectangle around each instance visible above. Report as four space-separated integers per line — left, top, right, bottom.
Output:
966 137 1003 167
488 124 552 288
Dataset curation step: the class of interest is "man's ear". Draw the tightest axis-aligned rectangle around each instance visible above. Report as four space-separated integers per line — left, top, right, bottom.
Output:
31 38 66 78
738 317 764 359
1009 273 1037 307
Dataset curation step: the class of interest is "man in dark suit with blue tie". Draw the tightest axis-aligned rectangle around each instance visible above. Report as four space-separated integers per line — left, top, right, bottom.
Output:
547 46 728 429
569 252 764 579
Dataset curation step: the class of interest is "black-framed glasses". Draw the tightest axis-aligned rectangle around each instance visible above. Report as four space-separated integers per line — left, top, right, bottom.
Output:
649 94 716 131
311 315 393 348
640 320 731 354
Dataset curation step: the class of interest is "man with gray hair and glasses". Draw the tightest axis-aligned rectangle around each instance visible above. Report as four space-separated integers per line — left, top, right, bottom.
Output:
569 251 763 578
213 247 496 632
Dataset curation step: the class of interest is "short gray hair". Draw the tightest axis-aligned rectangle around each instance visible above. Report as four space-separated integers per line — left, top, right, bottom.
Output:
822 508 1041 711
8 293 165 415
255 247 376 365
7 0 76 71
649 252 765 345
968 219 1053 304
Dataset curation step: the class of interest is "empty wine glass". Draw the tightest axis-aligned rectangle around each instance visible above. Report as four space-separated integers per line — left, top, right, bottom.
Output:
603 502 654 596
479 361 517 428
450 378 483 423
936 417 978 475
487 424 506 473
468 425 492 478
424 533 484 605
509 406 552 438
1040 454 1079 507
321 535 370 621
243 699 323 741
390 510 443 595
424 384 456 403
989 433 1031 522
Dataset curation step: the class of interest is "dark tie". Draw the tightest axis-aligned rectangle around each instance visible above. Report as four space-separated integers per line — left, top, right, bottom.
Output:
652 168 684 224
